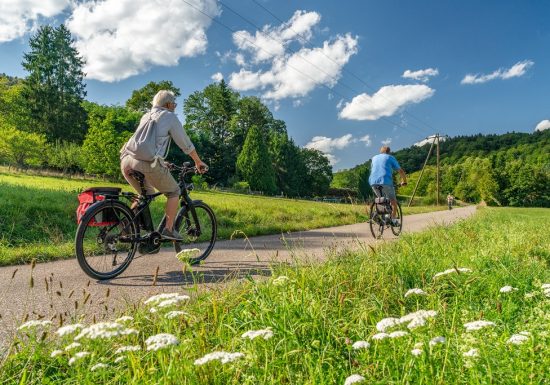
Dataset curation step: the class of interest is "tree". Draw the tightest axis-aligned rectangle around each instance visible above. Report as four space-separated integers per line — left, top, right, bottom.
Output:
357 165 372 200
270 132 306 197
300 148 332 196
21 25 87 142
126 81 181 112
0 126 47 168
236 125 277 194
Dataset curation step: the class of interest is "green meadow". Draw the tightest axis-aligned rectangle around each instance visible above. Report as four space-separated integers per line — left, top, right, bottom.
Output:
0 170 438 266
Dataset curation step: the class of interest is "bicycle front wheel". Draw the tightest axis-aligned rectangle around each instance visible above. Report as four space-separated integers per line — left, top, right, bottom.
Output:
391 202 403 236
369 202 384 239
173 202 217 265
75 201 138 280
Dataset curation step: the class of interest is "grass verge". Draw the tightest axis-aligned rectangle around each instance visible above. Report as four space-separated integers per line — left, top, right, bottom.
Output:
0 171 439 266
1 207 548 384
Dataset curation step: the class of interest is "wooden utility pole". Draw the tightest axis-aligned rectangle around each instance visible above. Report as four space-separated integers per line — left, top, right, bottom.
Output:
436 133 440 206
408 135 437 207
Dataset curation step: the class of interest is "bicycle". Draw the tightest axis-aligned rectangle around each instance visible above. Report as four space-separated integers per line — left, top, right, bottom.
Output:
368 184 404 239
75 162 217 280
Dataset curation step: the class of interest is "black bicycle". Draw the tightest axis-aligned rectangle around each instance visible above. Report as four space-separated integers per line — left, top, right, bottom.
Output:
368 185 404 239
75 162 217 280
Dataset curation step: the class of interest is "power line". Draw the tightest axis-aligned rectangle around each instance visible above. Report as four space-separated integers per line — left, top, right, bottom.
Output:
249 0 438 137
217 0 432 139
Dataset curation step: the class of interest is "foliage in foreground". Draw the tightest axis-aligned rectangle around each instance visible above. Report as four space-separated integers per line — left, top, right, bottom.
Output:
1 208 549 384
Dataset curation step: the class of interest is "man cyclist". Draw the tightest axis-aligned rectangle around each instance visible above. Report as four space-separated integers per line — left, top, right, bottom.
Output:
369 146 407 226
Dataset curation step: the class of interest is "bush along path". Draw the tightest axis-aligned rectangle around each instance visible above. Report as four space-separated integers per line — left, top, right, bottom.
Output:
1 207 548 384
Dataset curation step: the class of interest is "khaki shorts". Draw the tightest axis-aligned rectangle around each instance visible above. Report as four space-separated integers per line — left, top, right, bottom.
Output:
121 156 179 198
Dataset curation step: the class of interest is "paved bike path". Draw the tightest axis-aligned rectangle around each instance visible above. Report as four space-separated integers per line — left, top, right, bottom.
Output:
0 206 476 348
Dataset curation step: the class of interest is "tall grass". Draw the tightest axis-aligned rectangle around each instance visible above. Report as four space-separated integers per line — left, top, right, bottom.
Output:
0 171 438 266
1 208 548 384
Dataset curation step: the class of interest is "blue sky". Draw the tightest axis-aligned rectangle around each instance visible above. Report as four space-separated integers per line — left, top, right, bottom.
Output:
1 0 549 170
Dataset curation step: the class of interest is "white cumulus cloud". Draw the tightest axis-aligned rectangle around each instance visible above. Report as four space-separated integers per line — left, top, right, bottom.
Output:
211 72 223 82
66 0 219 82
0 0 70 42
305 134 356 165
228 10 358 101
232 10 321 63
535 119 550 132
461 60 534 85
402 68 439 82
339 85 435 121
359 135 372 146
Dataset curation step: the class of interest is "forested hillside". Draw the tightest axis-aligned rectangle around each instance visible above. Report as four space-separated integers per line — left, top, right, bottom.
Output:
333 130 550 207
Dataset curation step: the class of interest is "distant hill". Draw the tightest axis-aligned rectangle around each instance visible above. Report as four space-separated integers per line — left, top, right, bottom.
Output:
332 130 550 206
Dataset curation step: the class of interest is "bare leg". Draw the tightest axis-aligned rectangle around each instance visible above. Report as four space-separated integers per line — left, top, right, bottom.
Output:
165 196 179 231
391 199 398 218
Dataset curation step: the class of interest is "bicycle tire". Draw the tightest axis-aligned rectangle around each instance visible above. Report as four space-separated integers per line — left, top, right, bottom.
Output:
390 202 403 236
369 202 384 239
173 202 217 265
75 200 138 280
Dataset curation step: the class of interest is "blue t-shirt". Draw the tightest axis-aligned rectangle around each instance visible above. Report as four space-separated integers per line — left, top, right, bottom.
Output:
369 153 401 186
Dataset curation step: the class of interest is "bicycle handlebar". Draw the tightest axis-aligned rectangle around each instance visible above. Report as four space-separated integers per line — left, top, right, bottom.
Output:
165 161 209 174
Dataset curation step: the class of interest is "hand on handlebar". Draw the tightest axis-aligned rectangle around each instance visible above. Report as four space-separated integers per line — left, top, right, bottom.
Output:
195 161 208 174
400 181 408 187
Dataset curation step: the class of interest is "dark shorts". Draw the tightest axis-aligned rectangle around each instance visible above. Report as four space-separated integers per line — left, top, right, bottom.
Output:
371 184 396 200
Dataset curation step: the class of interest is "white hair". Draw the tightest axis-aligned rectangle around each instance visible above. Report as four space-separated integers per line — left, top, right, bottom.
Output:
152 90 176 108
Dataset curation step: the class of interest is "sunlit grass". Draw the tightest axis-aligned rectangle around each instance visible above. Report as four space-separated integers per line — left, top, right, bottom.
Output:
0 171 440 265
1 208 548 384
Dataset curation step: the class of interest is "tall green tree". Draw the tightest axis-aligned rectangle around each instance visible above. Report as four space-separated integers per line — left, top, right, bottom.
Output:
269 132 306 197
300 148 332 196
21 25 87 142
237 125 277 194
126 81 181 112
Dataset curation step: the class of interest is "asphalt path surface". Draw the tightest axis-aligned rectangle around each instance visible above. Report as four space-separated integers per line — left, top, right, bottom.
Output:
0 205 476 349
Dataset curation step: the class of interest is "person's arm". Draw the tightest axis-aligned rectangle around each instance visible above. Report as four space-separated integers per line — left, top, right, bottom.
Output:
168 115 207 173
398 168 407 185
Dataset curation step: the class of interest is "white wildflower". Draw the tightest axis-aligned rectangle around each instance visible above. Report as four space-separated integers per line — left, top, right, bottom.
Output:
389 331 409 339
145 333 179 351
541 283 550 289
544 288 550 298
115 316 134 323
400 309 437 330
115 345 141 354
75 322 134 341
376 317 400 332
64 342 82 351
165 311 189 319
352 341 370 350
56 323 84 337
411 348 423 356
507 334 529 345
90 363 109 371
429 336 446 346
272 276 289 286
433 267 472 279
463 348 479 357
372 333 389 340
405 288 427 298
519 331 531 336
241 328 273 340
18 320 52 331
194 351 245 365
144 293 190 306
114 356 125 364
464 320 496 332
344 374 365 385
50 350 63 358
499 286 518 293
68 351 90 365
176 248 201 262
524 292 538 299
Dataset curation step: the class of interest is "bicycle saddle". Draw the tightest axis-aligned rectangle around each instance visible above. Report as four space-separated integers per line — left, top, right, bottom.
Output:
129 170 145 183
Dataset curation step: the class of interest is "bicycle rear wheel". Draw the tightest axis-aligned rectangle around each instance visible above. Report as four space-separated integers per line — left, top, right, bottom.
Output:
75 201 138 280
173 202 217 265
391 202 403 236
369 202 384 239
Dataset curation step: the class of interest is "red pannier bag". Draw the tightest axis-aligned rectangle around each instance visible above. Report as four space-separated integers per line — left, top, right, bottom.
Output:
76 187 122 226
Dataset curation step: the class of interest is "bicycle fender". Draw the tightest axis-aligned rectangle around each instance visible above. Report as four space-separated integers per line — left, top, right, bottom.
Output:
191 199 204 205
